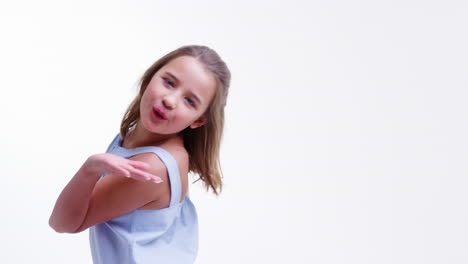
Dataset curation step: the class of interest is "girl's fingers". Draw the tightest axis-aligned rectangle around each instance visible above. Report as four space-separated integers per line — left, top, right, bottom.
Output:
102 155 162 183
121 164 145 179
123 164 163 184
128 160 150 170
113 166 131 177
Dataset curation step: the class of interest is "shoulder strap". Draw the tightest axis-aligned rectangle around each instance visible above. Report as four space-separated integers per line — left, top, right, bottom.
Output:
122 146 182 207
105 133 121 153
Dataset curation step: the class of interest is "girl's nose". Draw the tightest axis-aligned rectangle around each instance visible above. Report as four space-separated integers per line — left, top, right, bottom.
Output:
162 94 177 109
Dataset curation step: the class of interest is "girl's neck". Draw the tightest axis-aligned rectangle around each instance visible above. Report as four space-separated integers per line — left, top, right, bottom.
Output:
122 122 178 149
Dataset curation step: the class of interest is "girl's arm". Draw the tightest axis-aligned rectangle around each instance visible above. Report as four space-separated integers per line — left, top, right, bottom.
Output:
48 153 163 233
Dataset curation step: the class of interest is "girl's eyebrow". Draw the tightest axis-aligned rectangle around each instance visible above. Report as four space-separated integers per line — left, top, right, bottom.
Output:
165 71 202 105
191 92 202 105
165 71 180 84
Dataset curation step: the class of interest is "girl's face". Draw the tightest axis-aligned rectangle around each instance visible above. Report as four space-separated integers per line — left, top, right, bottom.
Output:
139 55 217 135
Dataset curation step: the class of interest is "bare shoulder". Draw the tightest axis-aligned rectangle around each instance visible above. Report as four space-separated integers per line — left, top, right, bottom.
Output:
159 136 189 172
159 136 190 200
134 136 189 209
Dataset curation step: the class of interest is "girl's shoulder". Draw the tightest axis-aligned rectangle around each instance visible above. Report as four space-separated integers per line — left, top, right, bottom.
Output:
134 135 188 171
158 135 189 169
134 136 189 209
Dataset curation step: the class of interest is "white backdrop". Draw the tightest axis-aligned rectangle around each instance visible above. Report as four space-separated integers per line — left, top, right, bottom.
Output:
1 1 467 263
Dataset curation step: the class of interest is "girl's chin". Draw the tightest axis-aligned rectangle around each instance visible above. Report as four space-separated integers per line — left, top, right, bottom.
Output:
141 120 187 136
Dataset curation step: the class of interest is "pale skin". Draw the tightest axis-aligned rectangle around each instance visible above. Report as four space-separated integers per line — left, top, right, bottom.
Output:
49 56 217 233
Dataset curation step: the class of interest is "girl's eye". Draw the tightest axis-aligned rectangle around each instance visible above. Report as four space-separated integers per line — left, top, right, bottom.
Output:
164 78 174 87
185 97 196 107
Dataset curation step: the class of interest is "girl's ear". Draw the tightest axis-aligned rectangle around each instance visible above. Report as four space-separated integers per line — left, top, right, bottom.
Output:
189 116 207 129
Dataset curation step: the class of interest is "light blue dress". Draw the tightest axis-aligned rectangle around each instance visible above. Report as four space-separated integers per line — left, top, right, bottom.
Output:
89 134 198 264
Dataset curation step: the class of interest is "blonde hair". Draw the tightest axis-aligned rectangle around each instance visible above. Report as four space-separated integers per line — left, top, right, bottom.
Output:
120 45 231 195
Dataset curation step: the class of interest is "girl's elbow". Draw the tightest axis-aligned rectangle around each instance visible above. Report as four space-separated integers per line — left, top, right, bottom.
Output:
49 218 66 233
49 223 66 233
49 218 77 234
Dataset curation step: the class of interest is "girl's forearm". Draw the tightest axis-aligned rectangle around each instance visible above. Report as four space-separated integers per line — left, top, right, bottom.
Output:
49 160 100 233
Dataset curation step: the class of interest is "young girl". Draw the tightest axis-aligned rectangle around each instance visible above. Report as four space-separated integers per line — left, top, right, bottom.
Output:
49 45 231 263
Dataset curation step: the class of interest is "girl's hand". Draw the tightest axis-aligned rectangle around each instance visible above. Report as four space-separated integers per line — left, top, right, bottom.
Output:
85 153 163 183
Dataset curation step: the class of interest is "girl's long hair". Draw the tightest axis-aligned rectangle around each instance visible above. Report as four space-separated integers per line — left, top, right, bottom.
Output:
120 45 231 195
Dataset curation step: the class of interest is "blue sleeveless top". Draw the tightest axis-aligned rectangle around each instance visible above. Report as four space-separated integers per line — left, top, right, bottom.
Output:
89 134 198 264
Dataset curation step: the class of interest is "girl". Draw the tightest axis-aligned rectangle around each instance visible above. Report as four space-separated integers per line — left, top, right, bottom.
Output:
49 45 231 263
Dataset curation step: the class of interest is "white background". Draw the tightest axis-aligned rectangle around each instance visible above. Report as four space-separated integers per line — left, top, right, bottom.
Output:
1 0 467 263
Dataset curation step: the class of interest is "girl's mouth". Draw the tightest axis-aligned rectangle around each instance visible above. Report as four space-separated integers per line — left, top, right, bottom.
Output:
153 107 168 120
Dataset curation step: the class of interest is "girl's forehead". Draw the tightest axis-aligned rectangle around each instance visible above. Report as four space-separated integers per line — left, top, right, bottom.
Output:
161 56 208 79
